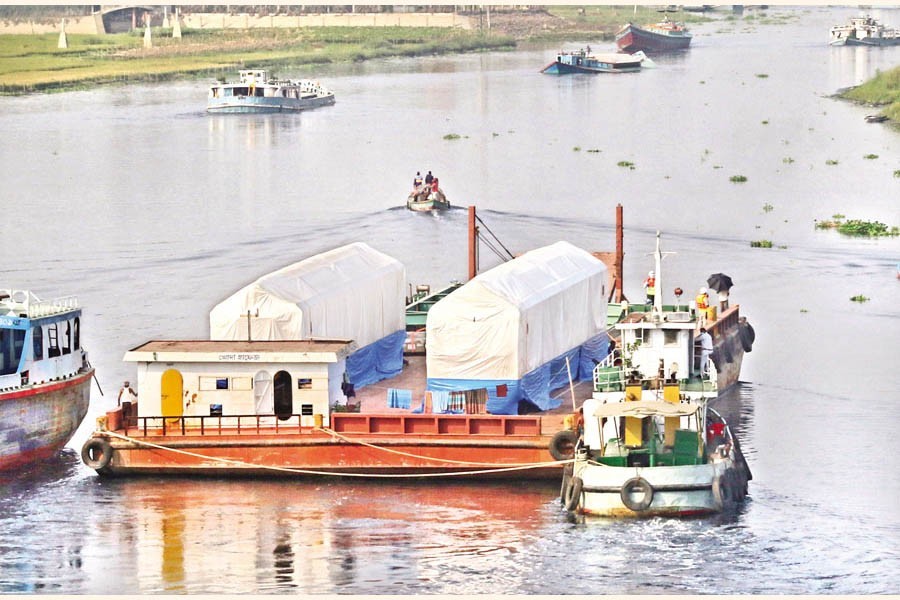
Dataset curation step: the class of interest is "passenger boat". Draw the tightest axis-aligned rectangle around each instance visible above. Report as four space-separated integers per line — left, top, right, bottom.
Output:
615 17 693 53
558 234 753 516
541 49 643 74
829 15 900 46
407 184 450 211
1 290 92 471
207 69 335 114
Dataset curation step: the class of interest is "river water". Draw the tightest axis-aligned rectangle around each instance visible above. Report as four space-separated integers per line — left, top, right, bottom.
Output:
1 5 899 594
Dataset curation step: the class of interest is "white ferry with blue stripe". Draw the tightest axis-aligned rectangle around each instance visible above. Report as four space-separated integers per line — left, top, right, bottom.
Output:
207 69 336 114
0 290 92 472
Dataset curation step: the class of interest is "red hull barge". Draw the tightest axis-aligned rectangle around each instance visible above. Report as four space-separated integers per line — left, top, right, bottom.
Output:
615 20 692 53
81 340 574 480
1 290 92 472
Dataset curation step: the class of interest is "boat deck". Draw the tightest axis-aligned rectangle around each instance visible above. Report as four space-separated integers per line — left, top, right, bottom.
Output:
347 355 583 435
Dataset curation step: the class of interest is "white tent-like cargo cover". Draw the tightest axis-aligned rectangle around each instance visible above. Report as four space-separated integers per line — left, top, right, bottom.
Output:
209 242 406 345
426 241 608 381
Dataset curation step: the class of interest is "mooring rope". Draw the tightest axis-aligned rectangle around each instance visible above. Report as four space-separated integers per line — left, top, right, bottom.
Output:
101 430 572 479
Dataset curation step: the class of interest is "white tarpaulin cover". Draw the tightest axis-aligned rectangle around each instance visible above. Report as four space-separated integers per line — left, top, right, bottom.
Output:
209 242 406 345
426 241 608 381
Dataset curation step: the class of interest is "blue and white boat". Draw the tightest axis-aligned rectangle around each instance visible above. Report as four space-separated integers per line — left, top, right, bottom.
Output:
541 49 642 74
207 69 336 114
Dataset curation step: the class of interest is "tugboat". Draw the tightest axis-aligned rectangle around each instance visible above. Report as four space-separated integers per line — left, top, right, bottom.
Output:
829 15 900 46
541 48 643 74
558 233 753 516
0 290 92 471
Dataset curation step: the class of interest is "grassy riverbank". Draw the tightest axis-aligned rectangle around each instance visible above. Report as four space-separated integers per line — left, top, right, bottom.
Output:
838 66 900 125
0 26 513 94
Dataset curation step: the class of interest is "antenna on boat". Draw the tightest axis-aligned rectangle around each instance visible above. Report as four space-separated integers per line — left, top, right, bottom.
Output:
245 308 259 342
650 231 675 316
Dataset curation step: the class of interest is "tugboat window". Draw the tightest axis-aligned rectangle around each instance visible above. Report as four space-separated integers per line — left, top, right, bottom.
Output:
47 323 60 358
32 327 43 361
0 329 25 376
62 321 71 355
297 378 312 390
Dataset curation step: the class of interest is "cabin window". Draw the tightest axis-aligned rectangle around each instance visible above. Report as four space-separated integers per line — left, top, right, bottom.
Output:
633 329 647 345
232 377 252 391
62 321 72 355
73 317 80 350
0 328 26 376
32 327 43 361
47 323 60 358
664 330 679 346
200 376 226 391
297 378 313 390
300 404 314 416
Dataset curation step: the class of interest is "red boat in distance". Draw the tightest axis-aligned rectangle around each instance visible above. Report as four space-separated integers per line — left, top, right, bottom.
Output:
615 17 693 53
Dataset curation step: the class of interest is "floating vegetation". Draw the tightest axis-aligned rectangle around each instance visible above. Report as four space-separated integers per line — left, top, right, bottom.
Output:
573 146 581 152
761 120 769 125
815 216 898 236
850 295 869 303
763 203 773 212
750 240 773 248
863 153 878 160
713 165 723 169
587 148 601 153
443 133 461 140
782 157 794 164
894 170 900 178
492 132 500 137
617 161 635 169
756 73 769 78
826 159 839 166
730 175 748 183
800 308 808 313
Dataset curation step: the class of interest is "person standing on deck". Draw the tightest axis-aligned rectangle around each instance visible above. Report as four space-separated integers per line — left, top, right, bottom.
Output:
413 171 423 189
697 328 713 378
643 271 656 305
424 170 434 185
695 287 710 324
118 380 138 422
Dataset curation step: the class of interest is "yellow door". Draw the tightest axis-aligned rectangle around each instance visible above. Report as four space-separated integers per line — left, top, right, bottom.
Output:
161 369 183 423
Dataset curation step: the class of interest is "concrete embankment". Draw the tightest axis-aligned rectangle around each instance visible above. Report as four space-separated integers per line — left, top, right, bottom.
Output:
0 12 472 35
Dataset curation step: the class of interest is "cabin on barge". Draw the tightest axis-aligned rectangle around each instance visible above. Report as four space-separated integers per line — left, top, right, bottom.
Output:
82 339 567 478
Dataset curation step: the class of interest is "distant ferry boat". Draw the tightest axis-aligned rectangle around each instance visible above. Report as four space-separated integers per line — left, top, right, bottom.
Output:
207 69 336 114
0 290 92 471
541 49 643 74
615 17 693 53
829 15 900 46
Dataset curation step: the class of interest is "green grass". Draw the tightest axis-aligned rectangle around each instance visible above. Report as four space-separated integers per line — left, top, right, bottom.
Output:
0 27 514 93
839 65 900 124
750 240 773 248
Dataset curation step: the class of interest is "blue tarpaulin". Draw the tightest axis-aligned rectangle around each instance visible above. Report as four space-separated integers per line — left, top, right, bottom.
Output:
346 329 406 389
427 335 610 415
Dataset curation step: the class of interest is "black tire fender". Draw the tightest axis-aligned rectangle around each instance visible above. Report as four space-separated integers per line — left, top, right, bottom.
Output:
620 476 654 512
81 438 113 470
564 476 584 512
549 429 578 461
739 323 755 353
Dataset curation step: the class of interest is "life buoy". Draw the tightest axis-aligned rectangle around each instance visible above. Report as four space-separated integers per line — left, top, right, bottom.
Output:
560 464 573 504
620 477 654 511
549 429 578 461
81 438 113 470
739 323 755 353
564 476 583 512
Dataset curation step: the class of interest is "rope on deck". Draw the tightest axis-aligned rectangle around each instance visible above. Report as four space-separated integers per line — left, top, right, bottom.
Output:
100 429 572 479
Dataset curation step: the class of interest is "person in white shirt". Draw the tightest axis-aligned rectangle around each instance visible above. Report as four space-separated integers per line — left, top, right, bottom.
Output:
697 328 714 377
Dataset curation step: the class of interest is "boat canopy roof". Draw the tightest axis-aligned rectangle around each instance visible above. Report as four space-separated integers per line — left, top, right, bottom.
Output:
209 242 406 345
426 241 608 380
591 399 699 419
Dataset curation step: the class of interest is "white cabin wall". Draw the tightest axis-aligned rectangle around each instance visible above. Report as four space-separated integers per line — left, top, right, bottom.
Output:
134 360 333 419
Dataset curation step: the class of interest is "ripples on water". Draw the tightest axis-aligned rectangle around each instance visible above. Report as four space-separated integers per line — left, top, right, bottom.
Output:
1 5 899 594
